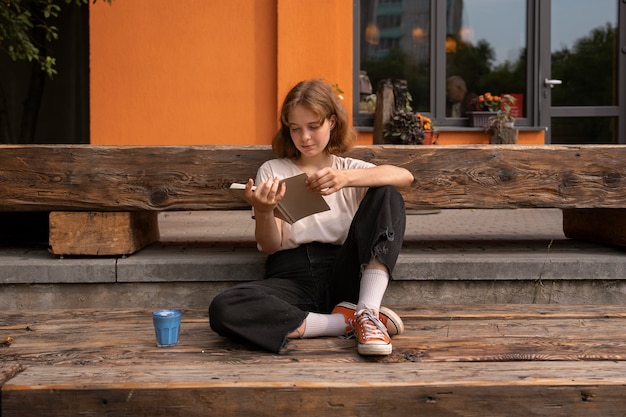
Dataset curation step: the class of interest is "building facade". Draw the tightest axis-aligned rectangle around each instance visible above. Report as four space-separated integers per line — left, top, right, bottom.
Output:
89 0 625 146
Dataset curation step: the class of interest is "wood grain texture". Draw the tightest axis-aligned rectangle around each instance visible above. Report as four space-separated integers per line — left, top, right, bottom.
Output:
2 145 626 211
3 305 626 416
48 211 160 255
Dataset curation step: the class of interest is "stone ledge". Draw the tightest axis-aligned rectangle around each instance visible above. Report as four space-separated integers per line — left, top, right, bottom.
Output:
116 245 264 283
2 239 624 285
0 248 116 284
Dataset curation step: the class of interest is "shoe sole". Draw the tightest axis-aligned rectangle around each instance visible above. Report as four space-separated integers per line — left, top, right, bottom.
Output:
358 342 393 356
379 306 404 335
335 301 405 336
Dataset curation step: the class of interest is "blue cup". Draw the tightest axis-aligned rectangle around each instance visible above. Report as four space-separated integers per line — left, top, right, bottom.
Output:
152 309 182 347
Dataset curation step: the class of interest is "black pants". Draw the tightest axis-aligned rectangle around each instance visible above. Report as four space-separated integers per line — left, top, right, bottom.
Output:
208 186 406 353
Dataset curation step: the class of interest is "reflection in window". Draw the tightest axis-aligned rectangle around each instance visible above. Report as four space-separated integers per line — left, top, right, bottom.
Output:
551 0 618 107
359 0 431 114
446 0 527 119
552 117 617 144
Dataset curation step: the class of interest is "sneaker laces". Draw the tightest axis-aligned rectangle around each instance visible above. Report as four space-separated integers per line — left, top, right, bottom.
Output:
356 308 388 341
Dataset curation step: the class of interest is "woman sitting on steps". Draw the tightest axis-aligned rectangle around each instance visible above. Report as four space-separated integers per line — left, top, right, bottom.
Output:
209 79 414 356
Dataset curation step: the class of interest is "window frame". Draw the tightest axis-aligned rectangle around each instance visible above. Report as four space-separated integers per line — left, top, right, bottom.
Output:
353 0 535 130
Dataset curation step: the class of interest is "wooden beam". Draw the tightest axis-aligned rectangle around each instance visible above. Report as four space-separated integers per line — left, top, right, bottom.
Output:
49 211 159 255
1 145 626 212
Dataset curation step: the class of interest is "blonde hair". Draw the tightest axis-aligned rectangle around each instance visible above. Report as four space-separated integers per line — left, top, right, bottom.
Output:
272 79 357 158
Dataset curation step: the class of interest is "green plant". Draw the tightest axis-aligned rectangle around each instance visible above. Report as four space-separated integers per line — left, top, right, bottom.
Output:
0 0 112 143
384 110 421 144
384 110 434 145
1 0 112 77
330 82 344 100
485 94 517 131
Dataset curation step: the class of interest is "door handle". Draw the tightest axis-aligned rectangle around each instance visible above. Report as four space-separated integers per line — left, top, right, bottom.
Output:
544 78 562 88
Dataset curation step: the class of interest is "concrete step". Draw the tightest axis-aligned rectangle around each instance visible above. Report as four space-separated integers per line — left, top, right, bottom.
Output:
2 209 626 309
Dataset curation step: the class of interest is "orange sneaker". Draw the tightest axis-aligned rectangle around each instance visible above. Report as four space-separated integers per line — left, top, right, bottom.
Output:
355 308 392 355
331 301 404 337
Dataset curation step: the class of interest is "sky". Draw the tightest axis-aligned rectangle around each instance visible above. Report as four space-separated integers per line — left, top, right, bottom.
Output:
461 0 617 64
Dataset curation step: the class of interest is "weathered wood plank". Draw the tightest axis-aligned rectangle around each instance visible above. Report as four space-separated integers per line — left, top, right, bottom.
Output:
2 145 626 211
3 306 626 366
0 364 23 387
4 306 626 416
4 363 626 417
0 145 273 212
48 211 160 255
4 304 626 326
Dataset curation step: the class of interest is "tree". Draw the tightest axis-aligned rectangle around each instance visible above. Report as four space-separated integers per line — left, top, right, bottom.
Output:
446 39 495 95
361 48 430 113
552 23 616 107
0 0 111 144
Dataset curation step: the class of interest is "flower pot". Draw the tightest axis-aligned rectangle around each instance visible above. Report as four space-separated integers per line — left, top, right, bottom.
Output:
490 127 518 144
467 111 496 127
422 130 439 145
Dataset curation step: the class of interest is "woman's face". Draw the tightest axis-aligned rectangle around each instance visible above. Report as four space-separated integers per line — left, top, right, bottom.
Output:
287 104 336 158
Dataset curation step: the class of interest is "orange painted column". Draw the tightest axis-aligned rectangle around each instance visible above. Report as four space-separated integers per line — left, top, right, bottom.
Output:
89 0 355 146
276 0 354 121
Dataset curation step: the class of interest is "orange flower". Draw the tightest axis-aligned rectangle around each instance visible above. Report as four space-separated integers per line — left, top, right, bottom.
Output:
416 113 434 131
476 92 506 112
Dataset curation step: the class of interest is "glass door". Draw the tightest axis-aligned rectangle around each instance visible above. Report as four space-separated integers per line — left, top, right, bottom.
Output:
539 0 624 144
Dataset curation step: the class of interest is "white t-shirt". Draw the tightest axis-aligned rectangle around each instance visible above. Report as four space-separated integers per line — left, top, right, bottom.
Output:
255 155 374 250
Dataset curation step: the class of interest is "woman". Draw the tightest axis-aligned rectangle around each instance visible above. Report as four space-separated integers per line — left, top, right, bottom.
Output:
209 79 414 355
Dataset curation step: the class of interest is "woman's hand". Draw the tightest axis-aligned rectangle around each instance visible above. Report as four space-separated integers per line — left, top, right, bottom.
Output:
305 167 348 196
246 177 286 254
245 177 286 214
306 165 414 194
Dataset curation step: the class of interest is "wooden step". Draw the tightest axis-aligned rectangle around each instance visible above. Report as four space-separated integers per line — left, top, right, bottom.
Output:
3 305 626 416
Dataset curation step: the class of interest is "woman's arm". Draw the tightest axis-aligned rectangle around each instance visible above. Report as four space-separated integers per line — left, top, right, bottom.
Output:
243 178 285 254
306 165 414 196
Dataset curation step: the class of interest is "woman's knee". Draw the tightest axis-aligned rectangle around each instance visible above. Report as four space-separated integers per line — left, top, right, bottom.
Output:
208 291 230 332
366 186 405 211
209 286 251 332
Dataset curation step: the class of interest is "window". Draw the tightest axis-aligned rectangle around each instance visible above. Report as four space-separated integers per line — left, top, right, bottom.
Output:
549 0 620 144
356 0 431 125
445 0 527 119
355 0 626 144
356 0 525 126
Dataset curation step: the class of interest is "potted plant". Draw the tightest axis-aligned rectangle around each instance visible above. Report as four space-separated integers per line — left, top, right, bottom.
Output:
467 92 515 128
383 110 438 145
417 113 438 144
485 94 517 144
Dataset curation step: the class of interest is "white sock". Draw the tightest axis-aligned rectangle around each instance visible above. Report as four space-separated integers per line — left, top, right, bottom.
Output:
357 268 389 313
302 312 348 338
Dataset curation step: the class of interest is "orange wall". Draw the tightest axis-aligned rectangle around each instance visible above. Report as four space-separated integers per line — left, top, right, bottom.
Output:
90 0 354 146
90 2 542 147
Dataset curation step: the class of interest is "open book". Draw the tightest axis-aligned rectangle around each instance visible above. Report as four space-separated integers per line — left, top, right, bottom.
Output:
230 173 330 224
